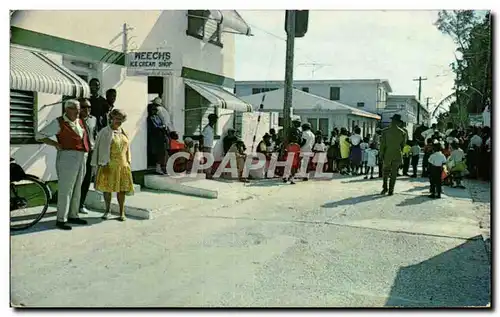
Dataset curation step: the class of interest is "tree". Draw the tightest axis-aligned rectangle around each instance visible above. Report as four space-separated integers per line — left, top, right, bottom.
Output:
434 10 492 115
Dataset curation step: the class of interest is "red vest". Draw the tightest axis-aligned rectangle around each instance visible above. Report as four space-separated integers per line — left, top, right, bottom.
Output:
56 117 90 152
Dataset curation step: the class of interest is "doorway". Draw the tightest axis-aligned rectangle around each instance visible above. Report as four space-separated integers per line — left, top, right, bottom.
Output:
147 76 165 168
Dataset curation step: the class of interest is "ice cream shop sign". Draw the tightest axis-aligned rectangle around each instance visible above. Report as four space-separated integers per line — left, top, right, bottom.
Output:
126 50 179 76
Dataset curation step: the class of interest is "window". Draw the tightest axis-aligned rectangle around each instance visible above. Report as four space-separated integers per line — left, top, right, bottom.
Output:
357 102 365 107
307 118 318 132
329 87 340 101
252 87 278 94
307 118 329 135
318 118 329 136
184 86 219 138
302 87 309 93
187 10 222 47
10 90 36 144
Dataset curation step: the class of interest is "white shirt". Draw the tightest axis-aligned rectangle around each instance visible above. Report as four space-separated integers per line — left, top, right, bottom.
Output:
366 148 379 167
411 145 421 156
349 134 362 146
469 135 483 149
301 130 316 152
313 142 326 152
201 124 215 148
428 151 447 167
449 148 465 163
36 114 84 141
157 106 175 131
360 142 369 161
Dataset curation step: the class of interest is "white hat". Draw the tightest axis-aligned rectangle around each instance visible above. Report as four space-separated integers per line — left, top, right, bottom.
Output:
152 97 162 105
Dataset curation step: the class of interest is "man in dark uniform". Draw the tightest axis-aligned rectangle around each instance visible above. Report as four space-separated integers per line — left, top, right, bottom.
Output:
89 78 109 132
380 114 407 195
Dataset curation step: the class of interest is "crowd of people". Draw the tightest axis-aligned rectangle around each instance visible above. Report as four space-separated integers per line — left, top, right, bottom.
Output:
34 75 491 229
215 114 491 197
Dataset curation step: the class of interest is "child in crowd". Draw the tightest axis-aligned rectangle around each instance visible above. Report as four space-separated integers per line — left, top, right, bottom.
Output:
402 141 412 176
360 137 370 175
442 141 451 158
428 142 447 199
422 138 433 177
410 140 421 178
348 127 363 175
364 142 378 180
447 141 467 188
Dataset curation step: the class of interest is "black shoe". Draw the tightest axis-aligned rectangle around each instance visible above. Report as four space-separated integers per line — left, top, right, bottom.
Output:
380 189 388 195
436 194 442 199
411 175 417 178
370 176 374 180
388 191 394 196
67 218 88 225
303 178 309 181
428 194 436 199
56 221 72 230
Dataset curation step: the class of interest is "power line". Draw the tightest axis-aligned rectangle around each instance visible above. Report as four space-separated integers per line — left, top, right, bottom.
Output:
247 22 329 74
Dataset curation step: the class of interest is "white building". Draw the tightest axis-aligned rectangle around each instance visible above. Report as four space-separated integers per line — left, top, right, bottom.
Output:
10 10 255 182
234 79 393 114
382 95 431 139
240 88 381 137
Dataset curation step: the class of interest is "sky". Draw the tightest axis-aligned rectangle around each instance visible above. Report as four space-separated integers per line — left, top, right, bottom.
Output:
234 10 458 111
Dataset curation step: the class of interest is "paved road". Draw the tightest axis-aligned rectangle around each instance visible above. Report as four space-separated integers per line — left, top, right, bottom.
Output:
11 173 491 307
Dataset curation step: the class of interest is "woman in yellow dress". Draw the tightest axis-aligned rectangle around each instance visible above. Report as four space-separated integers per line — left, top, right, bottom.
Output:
91 109 134 221
338 128 351 174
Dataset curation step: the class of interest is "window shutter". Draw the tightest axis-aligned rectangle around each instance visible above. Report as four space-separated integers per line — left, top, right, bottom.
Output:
10 90 36 143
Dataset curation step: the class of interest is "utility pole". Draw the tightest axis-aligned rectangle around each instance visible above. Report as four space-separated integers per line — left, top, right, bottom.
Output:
283 10 296 143
425 97 432 126
123 23 129 53
413 76 427 125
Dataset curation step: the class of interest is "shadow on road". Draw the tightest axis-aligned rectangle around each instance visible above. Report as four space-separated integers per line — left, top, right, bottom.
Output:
341 177 381 184
10 217 105 236
404 185 429 193
385 235 491 307
321 193 385 208
396 195 431 207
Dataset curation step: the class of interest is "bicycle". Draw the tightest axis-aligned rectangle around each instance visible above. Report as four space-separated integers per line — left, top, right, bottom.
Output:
10 158 52 231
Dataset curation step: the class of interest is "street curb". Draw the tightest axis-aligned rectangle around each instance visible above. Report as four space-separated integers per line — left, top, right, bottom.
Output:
144 175 218 199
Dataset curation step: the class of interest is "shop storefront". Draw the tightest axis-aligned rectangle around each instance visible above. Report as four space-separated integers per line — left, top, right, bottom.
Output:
10 10 254 181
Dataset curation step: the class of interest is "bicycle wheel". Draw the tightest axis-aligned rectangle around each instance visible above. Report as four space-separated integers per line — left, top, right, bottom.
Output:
10 175 51 231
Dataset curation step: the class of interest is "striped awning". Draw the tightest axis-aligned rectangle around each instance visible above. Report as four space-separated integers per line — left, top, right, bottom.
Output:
184 79 253 112
10 46 90 98
209 10 252 36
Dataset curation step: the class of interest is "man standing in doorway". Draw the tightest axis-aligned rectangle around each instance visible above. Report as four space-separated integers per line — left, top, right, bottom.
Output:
201 113 218 179
78 98 97 214
89 78 108 132
380 114 407 196
106 89 117 113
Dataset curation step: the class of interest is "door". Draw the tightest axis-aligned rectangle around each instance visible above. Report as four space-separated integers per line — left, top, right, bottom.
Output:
319 118 329 137
307 118 318 132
